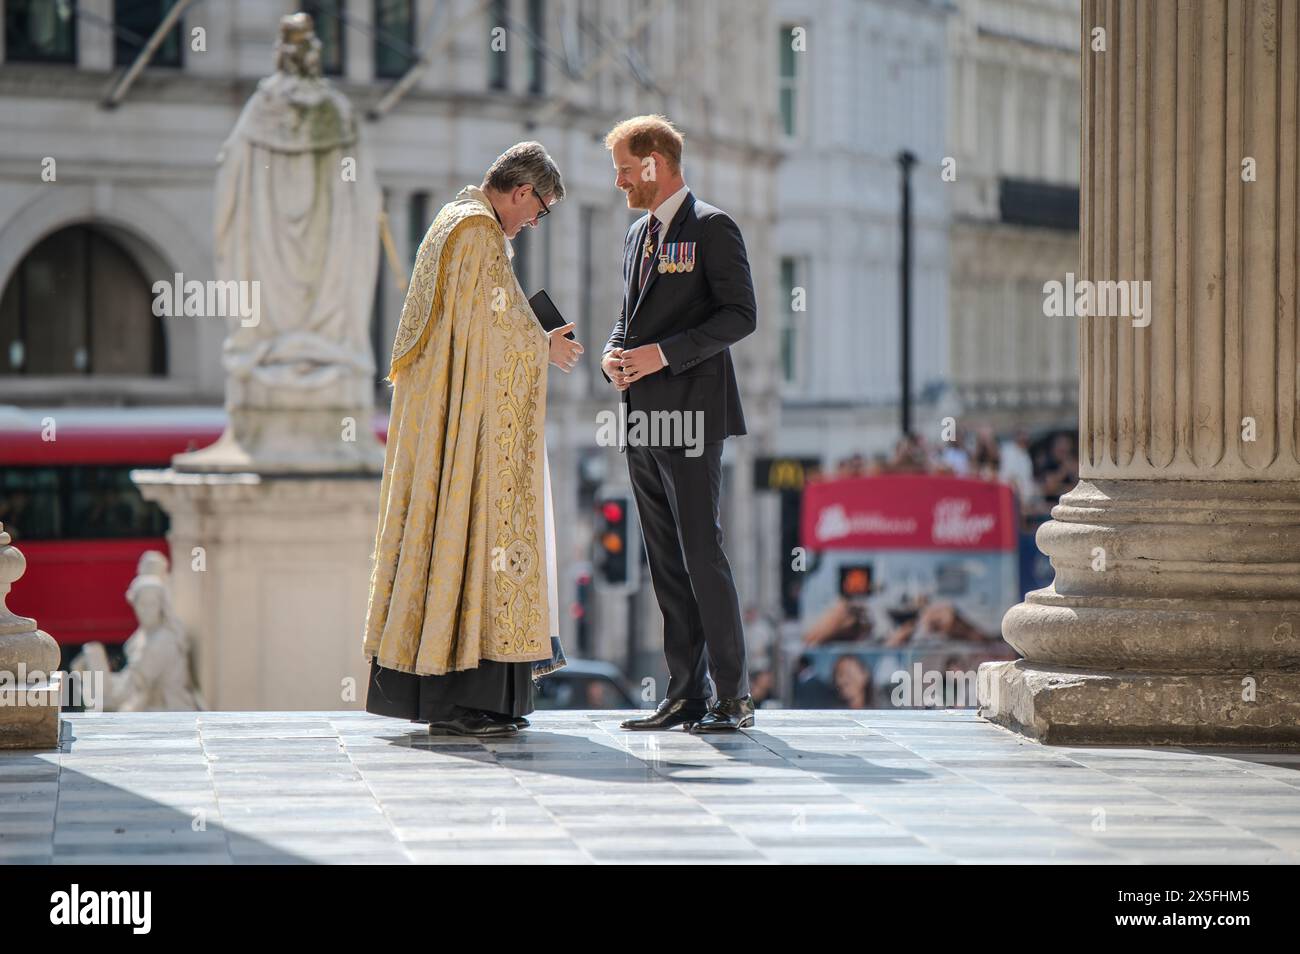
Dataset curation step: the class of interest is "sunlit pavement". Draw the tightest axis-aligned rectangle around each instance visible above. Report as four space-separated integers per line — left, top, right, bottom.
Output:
2 709 1298 864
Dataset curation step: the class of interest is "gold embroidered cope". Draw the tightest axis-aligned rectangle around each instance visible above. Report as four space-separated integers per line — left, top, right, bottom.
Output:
363 186 552 674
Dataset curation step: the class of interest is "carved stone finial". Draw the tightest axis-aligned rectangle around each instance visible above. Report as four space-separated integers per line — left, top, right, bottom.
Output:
0 520 62 748
0 521 38 637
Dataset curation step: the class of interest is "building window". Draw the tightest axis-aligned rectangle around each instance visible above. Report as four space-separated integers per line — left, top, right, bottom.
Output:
998 179 1080 231
6 0 78 63
303 0 345 76
374 0 415 79
0 225 165 377
632 14 648 65
977 61 1003 172
575 0 594 70
526 0 544 94
540 219 552 291
407 192 430 268
778 256 805 387
579 205 595 389
511 227 530 293
488 0 509 90
114 0 184 68
372 202 387 388
371 263 385 384
778 25 800 138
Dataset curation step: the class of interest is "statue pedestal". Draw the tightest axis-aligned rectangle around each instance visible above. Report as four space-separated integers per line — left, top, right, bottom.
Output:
133 470 380 710
173 376 384 475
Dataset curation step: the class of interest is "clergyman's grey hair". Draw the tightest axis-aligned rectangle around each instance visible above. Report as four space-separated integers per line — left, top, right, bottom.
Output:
482 141 566 202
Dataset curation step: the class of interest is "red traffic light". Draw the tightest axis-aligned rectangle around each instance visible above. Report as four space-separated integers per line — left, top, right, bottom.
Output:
842 568 871 596
601 500 624 523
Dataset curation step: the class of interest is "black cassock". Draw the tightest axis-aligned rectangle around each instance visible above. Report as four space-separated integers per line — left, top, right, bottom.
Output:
365 659 534 723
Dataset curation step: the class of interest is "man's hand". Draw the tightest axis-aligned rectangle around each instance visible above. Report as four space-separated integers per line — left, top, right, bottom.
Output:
602 348 630 391
548 322 584 372
617 344 667 383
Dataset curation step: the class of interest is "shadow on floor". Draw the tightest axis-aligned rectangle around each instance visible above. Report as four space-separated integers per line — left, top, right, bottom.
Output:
0 721 312 864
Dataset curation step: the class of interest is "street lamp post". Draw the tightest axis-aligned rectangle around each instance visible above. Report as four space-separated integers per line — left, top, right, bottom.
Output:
897 149 917 437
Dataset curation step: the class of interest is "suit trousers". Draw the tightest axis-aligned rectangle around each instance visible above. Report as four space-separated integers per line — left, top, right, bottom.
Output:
626 440 748 700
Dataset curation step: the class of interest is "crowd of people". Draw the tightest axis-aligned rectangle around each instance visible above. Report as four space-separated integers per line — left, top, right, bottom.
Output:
747 424 1078 709
810 425 1081 518
740 589 1018 710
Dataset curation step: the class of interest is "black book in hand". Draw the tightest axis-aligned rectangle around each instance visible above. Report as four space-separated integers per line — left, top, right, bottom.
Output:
528 289 576 339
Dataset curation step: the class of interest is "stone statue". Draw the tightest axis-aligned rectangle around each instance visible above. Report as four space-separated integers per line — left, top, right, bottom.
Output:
70 551 202 712
176 11 384 474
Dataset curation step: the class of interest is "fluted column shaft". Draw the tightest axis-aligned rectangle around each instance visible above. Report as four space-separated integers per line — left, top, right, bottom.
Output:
1081 0 1298 479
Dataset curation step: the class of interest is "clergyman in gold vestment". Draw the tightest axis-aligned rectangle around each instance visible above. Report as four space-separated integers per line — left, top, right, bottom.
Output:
362 143 582 737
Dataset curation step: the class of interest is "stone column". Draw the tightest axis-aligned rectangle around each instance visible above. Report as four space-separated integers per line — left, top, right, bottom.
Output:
980 0 1300 744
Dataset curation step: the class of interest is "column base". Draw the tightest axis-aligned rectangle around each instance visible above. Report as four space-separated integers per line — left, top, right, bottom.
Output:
979 660 1300 746
992 478 1300 745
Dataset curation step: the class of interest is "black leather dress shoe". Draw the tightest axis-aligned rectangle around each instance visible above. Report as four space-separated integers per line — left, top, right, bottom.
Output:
620 698 710 731
428 708 519 737
485 711 530 730
689 695 756 732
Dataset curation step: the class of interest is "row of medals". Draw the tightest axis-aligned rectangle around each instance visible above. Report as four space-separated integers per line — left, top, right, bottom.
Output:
645 238 696 274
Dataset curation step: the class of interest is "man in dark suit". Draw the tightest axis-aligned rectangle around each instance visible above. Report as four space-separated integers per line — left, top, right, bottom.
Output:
600 115 756 732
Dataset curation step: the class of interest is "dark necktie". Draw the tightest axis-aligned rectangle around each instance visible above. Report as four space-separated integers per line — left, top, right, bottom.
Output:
638 216 662 292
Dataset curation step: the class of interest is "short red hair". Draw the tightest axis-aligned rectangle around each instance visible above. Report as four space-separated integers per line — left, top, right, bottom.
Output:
604 115 684 173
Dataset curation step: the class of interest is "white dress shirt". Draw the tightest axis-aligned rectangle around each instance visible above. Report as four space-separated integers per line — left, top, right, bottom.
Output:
645 183 690 367
651 183 691 230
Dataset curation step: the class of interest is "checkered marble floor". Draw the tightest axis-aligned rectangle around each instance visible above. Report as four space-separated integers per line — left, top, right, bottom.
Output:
2 709 1298 864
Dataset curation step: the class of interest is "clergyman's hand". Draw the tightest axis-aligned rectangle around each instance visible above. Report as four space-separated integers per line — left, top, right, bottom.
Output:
618 344 667 383
603 348 630 391
548 322 584 372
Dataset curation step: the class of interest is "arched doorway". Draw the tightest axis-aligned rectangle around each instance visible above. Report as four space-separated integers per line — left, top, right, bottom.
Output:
0 224 165 376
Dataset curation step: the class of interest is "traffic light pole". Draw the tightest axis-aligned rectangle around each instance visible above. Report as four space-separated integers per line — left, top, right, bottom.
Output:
626 585 638 688
594 485 642 683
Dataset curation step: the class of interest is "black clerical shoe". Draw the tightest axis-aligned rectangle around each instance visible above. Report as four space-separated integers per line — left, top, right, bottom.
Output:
689 695 756 732
620 698 710 731
428 708 518 737
485 711 530 730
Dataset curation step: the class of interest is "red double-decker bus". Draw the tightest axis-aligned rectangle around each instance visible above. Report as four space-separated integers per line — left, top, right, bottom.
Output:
0 406 387 661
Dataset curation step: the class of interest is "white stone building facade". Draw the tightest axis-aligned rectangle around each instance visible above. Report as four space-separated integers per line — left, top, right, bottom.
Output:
771 0 953 459
0 0 781 674
946 0 1081 430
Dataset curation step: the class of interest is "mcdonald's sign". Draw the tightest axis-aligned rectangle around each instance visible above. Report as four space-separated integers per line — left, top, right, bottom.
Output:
753 456 820 491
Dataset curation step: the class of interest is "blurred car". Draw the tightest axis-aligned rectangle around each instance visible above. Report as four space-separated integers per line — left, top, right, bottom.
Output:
534 658 636 709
